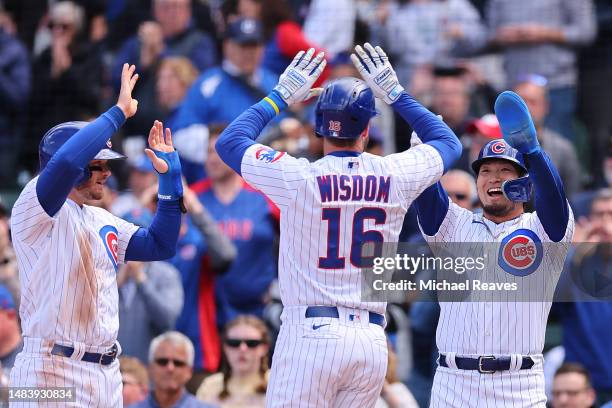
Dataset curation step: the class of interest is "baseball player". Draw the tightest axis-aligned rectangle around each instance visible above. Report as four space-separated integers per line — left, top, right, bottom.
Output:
414 92 575 406
9 64 184 407
214 44 462 407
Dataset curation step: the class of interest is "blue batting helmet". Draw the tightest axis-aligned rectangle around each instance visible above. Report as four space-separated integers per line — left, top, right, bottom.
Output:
39 121 125 183
315 77 377 139
472 139 532 202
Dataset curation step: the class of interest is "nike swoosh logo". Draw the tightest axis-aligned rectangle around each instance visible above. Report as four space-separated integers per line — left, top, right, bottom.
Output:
312 323 331 330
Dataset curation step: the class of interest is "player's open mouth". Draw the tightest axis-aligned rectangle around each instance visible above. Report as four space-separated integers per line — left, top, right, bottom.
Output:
487 187 503 197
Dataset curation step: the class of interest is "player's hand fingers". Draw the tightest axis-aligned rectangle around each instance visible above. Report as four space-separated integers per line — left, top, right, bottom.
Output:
375 45 389 64
350 53 367 74
306 51 325 74
147 121 158 146
364 42 380 66
312 59 327 78
354 45 372 69
144 148 169 173
129 72 139 90
164 127 174 150
298 48 315 69
291 50 305 67
306 87 323 100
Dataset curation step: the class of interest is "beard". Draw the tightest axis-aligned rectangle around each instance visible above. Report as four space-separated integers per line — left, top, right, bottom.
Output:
481 200 516 218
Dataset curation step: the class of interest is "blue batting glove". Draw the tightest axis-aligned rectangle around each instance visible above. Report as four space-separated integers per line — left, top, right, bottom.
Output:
494 91 540 154
154 150 183 202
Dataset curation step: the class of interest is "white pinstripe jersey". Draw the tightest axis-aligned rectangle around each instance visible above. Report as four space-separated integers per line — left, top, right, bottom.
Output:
10 177 139 347
421 200 574 356
241 143 443 314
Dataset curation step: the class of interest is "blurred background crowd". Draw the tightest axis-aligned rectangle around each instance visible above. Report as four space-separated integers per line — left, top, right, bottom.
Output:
0 0 611 407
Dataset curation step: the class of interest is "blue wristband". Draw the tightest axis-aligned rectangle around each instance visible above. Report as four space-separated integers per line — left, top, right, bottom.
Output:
154 150 183 201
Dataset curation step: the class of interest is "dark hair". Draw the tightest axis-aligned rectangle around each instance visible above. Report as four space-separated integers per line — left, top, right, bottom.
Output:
259 0 294 40
219 315 270 400
554 363 592 387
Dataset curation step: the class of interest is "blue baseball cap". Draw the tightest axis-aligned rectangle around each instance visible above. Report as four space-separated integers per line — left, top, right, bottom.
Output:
0 284 16 310
225 18 263 45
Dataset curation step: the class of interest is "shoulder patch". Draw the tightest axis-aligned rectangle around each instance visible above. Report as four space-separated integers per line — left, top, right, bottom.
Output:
255 146 285 163
498 228 543 276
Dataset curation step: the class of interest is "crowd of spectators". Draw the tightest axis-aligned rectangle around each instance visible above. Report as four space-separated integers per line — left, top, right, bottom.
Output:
0 0 611 406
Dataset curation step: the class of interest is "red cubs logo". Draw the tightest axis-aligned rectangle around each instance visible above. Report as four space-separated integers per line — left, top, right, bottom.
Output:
491 141 506 154
328 121 342 132
99 225 119 271
255 147 285 163
498 229 542 276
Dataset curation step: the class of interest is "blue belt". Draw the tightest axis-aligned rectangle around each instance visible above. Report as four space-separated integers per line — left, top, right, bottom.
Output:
439 354 534 374
305 306 385 327
51 343 118 366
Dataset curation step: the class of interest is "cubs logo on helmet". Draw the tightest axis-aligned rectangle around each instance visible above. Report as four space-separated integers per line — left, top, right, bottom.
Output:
99 225 119 271
255 147 285 163
498 229 543 276
490 141 506 154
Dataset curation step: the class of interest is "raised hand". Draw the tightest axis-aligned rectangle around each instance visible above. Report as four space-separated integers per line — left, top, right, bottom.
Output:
116 63 139 118
144 120 174 173
274 48 326 106
494 91 540 154
350 43 404 104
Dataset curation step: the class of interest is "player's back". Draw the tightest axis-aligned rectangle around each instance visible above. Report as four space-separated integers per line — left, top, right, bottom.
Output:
273 149 441 314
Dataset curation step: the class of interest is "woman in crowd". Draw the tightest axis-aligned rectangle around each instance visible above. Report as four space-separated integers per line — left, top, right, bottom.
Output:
197 315 270 408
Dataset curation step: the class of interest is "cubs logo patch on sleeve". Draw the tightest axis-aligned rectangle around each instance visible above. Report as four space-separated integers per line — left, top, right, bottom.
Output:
255 146 285 163
99 225 119 271
498 228 543 276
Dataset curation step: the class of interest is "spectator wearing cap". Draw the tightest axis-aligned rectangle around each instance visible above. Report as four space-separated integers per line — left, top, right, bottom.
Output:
514 75 582 196
111 156 157 216
112 0 217 136
172 17 278 144
0 7 30 189
551 363 597 408
129 331 215 408
233 0 330 85
487 0 596 142
0 284 22 378
453 113 502 174
116 208 185 364
120 356 149 407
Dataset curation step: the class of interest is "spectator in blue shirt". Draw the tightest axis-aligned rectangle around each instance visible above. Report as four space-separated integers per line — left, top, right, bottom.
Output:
171 18 278 182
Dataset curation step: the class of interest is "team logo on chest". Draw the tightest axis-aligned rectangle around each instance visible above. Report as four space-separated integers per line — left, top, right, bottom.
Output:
99 225 119 271
498 229 543 276
255 147 285 163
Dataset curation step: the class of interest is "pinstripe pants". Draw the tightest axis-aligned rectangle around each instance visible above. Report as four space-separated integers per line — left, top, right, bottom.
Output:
8 337 122 407
429 363 546 407
266 306 388 408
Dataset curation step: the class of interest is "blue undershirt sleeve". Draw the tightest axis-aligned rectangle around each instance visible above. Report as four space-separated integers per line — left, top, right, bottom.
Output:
391 92 462 172
36 106 125 217
215 91 287 175
525 150 570 242
414 182 451 236
125 200 182 261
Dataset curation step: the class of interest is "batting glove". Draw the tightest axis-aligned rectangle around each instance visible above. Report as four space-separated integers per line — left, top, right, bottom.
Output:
494 91 541 154
273 48 326 106
350 43 404 105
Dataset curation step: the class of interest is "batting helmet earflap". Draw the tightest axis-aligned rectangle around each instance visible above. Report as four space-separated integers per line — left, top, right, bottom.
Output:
39 121 126 184
315 77 377 139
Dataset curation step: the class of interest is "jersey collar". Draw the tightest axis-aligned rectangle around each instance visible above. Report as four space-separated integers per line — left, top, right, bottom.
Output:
326 151 362 157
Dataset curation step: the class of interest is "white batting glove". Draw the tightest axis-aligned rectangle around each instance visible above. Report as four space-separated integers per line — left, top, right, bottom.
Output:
274 48 327 106
350 43 404 105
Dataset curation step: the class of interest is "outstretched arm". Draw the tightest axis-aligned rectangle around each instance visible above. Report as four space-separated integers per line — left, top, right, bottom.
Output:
125 121 183 261
37 64 139 216
351 43 461 171
495 91 570 241
215 48 326 175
